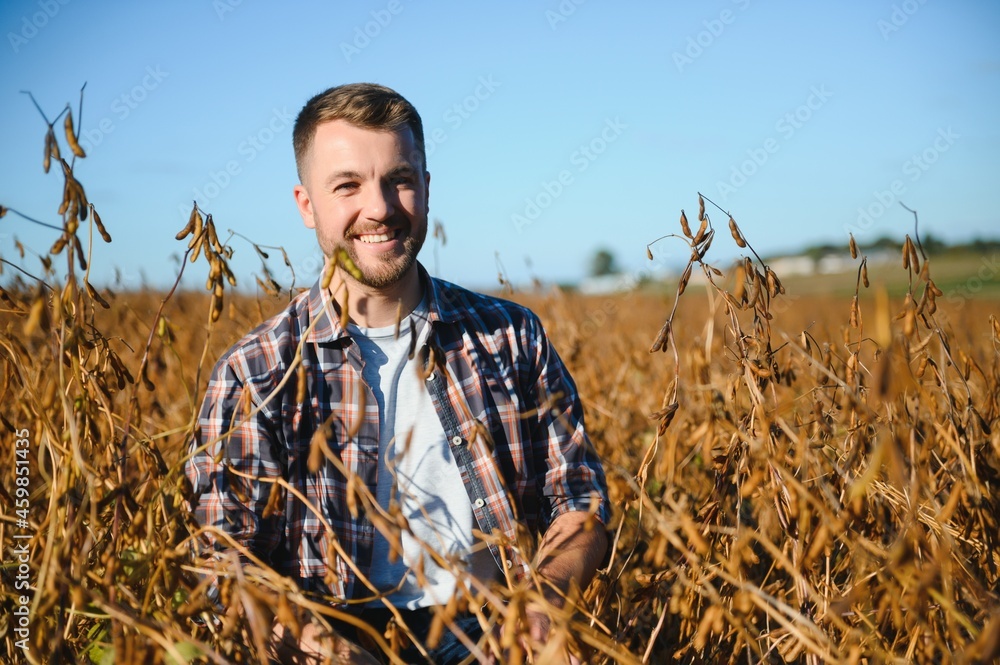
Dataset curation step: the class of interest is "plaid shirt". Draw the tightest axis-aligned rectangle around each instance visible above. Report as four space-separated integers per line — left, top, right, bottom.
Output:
185 264 609 602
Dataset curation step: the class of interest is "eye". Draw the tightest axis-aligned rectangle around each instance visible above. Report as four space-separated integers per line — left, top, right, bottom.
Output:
333 182 358 193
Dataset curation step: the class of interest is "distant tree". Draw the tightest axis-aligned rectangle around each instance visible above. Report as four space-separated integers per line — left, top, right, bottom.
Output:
920 232 946 254
589 248 619 277
803 243 839 261
969 236 1000 253
866 235 901 252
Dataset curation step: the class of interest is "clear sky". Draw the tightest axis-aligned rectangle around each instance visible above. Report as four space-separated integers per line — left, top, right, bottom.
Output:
1 0 998 291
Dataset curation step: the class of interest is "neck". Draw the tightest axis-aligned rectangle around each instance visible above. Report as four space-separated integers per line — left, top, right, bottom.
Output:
328 263 424 329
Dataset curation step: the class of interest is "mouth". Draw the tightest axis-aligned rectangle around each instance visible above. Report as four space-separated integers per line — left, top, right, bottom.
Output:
352 228 403 244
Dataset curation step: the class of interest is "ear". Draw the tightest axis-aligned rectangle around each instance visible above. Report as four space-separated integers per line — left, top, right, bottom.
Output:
293 184 316 229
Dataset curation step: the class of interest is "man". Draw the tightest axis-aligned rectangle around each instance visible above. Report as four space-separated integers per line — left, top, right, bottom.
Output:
185 83 609 663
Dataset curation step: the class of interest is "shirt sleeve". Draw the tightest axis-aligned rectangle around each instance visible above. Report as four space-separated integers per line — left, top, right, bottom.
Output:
524 313 611 532
184 355 286 566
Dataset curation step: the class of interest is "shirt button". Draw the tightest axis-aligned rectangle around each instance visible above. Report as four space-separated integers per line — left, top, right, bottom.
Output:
450 436 463 446
474 498 485 508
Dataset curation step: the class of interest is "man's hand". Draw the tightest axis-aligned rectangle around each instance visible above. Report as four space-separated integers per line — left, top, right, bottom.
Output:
270 620 380 664
486 604 581 665
487 510 607 664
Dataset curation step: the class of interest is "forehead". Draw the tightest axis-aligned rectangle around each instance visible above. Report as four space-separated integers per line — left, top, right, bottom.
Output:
307 119 420 168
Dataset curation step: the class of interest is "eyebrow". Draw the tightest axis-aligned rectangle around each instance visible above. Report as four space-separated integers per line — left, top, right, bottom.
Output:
386 164 419 178
323 165 419 188
324 170 363 187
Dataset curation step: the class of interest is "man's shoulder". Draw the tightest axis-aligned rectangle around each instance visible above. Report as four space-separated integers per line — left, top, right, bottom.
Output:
212 287 314 385
430 275 541 333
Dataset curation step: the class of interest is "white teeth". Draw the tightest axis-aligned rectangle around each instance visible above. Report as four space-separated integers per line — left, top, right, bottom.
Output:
355 230 399 243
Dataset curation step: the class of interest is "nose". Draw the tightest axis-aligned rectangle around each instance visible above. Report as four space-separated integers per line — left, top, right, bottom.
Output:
361 181 396 222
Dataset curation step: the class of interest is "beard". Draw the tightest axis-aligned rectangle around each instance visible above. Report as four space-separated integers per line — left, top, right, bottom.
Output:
317 216 426 289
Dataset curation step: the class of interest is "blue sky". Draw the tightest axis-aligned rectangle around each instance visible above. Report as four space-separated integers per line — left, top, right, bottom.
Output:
1 0 998 291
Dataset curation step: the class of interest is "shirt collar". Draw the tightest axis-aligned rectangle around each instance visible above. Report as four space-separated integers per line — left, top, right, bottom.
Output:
304 261 463 344
421 263 464 325
304 277 347 344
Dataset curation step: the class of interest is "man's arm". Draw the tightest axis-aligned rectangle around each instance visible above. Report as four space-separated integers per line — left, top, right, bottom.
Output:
509 312 612 661
271 621 379 664
489 511 607 664
534 509 608 607
185 357 285 565
521 310 611 535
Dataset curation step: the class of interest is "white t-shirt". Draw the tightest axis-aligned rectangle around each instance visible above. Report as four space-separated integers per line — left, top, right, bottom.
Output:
348 299 497 608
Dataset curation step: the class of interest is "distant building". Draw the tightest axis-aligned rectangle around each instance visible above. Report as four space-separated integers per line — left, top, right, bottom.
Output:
578 273 639 295
577 272 651 296
817 255 853 274
766 249 895 277
767 255 816 276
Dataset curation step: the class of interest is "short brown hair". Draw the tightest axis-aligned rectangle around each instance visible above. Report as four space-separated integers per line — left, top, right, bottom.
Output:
292 82 425 180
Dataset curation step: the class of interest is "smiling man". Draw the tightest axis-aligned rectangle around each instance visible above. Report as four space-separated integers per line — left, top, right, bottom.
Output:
185 83 609 664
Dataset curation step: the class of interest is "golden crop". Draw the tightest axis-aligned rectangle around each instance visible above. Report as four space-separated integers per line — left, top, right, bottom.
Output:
1 95 997 664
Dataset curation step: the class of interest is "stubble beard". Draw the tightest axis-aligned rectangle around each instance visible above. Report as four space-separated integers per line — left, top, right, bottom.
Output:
318 218 427 289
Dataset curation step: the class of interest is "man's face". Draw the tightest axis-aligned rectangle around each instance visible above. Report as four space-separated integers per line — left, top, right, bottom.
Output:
293 119 429 290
